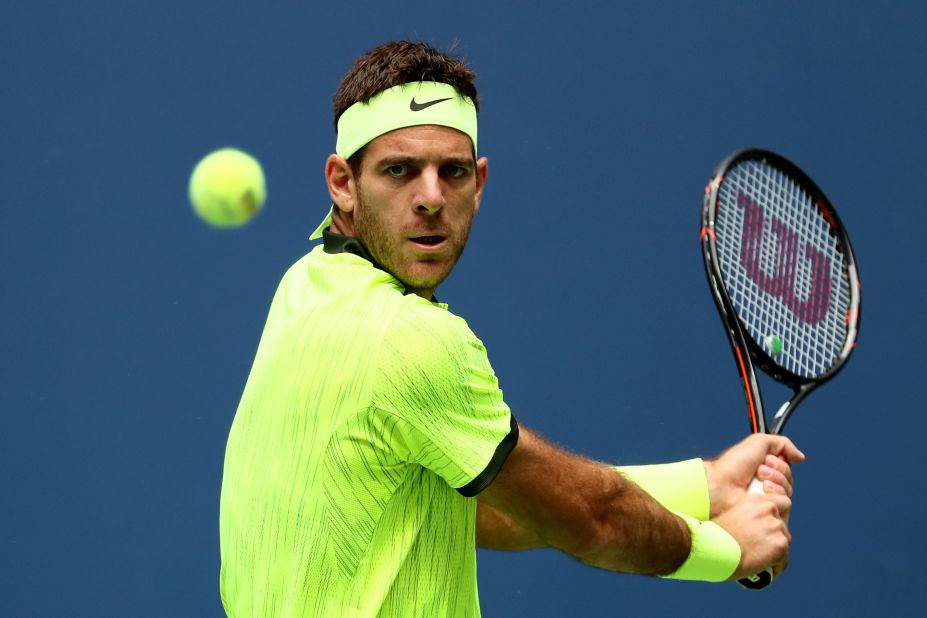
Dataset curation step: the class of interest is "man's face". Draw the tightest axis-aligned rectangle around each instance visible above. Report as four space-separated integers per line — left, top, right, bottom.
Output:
351 125 487 298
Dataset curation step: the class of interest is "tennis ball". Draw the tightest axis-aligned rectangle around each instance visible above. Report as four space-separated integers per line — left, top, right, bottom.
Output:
765 334 783 356
189 148 266 227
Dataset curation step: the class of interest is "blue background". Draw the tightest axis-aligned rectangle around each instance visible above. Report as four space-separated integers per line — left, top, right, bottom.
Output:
2 1 923 616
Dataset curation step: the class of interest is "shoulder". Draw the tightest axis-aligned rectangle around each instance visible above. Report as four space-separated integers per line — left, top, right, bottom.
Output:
373 300 502 411
385 300 487 364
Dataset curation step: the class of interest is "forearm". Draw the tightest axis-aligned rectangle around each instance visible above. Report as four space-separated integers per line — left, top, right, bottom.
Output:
476 501 545 551
477 476 691 557
561 461 692 574
480 429 691 575
525 460 738 581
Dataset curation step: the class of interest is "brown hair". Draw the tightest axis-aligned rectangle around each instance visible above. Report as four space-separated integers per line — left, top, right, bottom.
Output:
332 40 480 132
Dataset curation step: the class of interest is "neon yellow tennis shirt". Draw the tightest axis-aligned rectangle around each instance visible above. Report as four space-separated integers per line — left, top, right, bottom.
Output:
219 233 518 617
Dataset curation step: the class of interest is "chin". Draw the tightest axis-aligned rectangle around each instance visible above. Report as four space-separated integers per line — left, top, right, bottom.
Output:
398 265 452 293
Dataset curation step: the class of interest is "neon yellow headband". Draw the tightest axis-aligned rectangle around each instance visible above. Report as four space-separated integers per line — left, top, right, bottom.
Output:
335 81 478 159
310 82 478 239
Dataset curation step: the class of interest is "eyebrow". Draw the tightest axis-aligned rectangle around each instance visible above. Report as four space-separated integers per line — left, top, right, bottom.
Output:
442 157 476 169
376 155 475 169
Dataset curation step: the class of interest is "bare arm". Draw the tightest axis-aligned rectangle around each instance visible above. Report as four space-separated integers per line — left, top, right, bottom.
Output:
478 426 691 575
476 501 544 551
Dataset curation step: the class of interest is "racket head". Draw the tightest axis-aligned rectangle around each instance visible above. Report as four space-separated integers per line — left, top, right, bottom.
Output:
701 149 861 433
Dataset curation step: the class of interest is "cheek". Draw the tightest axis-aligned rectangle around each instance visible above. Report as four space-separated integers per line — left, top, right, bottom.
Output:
355 203 404 266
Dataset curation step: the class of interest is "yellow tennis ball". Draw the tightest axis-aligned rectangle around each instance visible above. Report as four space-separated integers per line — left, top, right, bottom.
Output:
189 148 266 227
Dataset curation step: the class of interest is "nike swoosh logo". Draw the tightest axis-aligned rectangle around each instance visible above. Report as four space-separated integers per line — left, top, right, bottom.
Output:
409 97 452 111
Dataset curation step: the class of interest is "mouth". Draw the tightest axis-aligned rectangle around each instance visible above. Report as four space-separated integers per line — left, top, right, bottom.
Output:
409 235 448 250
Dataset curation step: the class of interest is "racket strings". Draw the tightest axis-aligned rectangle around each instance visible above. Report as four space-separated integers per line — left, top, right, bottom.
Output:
714 160 851 379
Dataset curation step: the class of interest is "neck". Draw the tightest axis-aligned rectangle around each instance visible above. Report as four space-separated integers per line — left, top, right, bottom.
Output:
321 230 439 302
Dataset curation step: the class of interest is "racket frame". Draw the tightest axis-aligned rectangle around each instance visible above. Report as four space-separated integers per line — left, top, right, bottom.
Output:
700 148 861 435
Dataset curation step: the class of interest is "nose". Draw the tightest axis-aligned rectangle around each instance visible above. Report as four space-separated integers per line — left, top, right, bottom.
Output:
414 168 445 215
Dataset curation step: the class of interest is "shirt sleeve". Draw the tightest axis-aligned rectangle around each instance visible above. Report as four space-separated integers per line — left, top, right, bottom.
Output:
371 305 518 496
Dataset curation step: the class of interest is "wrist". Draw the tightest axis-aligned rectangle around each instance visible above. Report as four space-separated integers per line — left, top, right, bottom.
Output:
702 458 723 518
659 513 741 582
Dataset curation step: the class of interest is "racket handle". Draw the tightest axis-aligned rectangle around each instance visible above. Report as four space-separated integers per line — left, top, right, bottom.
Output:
747 477 766 495
737 478 775 590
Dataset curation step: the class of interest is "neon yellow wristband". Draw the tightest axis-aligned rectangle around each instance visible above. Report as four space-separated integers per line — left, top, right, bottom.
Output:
614 459 710 520
659 513 741 582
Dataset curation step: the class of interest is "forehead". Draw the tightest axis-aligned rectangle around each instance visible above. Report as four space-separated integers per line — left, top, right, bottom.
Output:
363 125 475 162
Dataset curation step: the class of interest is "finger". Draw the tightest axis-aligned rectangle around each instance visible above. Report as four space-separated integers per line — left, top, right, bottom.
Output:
763 435 806 464
759 477 787 496
765 453 794 487
763 492 793 524
758 461 793 496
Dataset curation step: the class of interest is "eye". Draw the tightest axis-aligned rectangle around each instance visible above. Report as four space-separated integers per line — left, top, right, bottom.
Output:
444 165 468 178
386 164 407 177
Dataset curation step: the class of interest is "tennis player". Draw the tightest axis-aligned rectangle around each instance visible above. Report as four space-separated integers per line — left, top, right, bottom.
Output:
219 40 804 617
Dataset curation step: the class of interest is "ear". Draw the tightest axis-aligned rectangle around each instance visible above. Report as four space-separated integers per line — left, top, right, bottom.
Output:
325 155 356 213
473 156 489 214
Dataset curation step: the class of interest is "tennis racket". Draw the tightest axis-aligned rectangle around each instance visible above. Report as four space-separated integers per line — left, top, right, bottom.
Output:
699 149 861 589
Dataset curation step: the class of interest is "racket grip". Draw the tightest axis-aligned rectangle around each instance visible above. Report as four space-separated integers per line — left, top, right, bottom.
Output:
737 478 775 590
747 477 766 495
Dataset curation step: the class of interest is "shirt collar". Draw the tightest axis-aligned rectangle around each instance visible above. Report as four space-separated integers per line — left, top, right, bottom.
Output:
321 228 380 266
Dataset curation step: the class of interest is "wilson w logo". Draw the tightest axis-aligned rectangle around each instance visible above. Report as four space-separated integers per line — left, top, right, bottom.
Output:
738 192 832 325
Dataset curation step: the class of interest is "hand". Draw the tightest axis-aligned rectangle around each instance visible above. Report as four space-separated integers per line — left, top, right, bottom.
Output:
713 491 793 581
703 434 805 520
